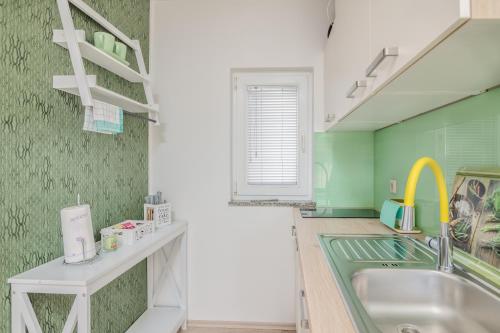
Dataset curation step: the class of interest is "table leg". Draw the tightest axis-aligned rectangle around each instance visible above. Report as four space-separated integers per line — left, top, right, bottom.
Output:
77 293 91 333
11 290 24 333
147 255 154 309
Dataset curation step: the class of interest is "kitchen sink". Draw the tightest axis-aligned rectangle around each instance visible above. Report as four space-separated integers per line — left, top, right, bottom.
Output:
352 269 499 333
319 235 500 333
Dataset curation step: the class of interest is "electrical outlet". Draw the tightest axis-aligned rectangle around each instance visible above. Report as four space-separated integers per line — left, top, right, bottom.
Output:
389 179 397 194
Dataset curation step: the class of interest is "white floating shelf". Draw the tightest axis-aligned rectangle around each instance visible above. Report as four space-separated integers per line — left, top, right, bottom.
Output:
53 75 159 114
126 307 185 333
53 30 148 83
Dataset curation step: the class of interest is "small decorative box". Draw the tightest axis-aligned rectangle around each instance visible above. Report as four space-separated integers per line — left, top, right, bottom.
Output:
144 202 172 228
101 220 154 246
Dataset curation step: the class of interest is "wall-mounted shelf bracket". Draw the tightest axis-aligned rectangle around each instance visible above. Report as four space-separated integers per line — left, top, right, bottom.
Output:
54 0 159 125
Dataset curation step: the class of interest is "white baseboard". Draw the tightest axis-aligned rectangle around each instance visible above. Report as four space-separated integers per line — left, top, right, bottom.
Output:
187 320 296 331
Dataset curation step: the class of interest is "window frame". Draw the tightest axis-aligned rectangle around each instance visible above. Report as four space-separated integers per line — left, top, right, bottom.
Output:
231 70 313 201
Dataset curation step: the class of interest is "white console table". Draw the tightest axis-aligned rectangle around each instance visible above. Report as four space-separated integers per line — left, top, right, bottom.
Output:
8 221 188 333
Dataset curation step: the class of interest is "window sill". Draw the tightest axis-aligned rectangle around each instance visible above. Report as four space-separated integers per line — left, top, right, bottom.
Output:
228 200 316 209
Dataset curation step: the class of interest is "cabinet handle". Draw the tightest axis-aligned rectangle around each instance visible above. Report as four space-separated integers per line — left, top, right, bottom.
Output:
366 47 399 77
299 289 309 329
346 80 367 98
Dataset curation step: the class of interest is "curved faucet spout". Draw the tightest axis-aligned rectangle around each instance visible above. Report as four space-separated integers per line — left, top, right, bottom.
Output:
402 157 453 272
403 157 449 223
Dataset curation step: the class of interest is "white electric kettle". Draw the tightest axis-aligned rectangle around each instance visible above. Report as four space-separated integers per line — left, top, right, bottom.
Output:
60 202 96 264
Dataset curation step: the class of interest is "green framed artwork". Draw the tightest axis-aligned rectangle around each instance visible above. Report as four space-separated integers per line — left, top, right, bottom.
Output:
449 169 500 268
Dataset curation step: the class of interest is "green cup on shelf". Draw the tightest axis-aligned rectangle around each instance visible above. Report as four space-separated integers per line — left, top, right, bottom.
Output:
93 31 115 54
114 41 127 61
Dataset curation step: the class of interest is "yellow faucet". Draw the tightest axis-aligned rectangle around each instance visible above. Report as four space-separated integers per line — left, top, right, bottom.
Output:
401 157 453 272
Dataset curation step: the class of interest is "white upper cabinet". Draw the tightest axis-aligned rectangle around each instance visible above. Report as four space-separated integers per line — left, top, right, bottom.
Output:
324 0 370 124
367 0 468 94
325 0 500 131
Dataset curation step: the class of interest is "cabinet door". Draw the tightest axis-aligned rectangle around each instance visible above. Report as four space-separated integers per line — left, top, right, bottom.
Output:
324 0 370 127
368 0 467 93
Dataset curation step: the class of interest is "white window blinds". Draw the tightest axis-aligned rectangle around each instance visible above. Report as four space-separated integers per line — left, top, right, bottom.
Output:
246 85 299 186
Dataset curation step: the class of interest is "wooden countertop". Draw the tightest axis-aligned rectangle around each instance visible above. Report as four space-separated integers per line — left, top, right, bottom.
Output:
293 209 394 333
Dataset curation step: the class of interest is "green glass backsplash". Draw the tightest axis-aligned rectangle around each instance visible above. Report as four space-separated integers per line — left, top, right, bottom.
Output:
314 132 374 207
374 88 500 235
0 1 150 332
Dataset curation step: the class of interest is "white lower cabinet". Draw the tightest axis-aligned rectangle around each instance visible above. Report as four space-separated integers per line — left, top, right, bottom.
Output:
293 224 311 333
295 252 311 333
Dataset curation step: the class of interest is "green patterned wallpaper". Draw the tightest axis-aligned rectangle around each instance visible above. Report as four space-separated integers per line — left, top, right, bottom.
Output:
0 0 150 332
374 88 500 235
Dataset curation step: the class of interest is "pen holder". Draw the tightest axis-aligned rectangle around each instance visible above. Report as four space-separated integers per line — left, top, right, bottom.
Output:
144 203 171 229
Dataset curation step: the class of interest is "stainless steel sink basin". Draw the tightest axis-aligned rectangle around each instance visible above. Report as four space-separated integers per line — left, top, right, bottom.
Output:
352 269 499 333
318 235 500 333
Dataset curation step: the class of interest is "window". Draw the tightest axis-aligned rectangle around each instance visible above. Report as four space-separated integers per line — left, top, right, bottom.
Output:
231 71 312 201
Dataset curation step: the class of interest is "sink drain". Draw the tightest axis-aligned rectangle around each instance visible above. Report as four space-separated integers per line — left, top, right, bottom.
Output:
397 324 421 333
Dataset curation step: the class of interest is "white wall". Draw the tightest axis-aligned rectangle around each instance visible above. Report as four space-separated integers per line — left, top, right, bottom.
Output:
149 0 328 324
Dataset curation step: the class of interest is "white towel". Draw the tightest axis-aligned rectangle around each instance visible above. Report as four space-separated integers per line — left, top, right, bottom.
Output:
83 101 123 134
